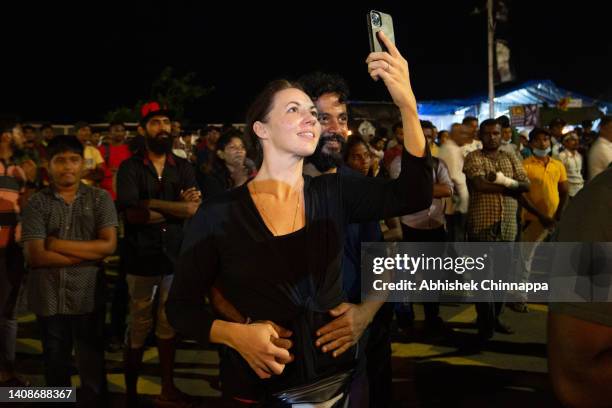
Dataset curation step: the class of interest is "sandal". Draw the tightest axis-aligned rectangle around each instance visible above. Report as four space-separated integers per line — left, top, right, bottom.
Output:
154 390 197 408
494 320 515 335
507 302 529 313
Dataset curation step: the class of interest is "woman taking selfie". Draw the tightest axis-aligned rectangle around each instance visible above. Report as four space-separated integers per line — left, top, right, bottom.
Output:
167 32 432 406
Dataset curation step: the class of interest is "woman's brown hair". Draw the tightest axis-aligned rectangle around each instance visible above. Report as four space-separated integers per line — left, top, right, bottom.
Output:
244 79 303 167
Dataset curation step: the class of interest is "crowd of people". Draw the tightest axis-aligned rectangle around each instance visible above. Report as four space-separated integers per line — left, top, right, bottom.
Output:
0 33 611 407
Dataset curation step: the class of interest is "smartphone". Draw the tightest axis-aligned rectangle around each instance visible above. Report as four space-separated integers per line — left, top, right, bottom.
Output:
367 10 395 53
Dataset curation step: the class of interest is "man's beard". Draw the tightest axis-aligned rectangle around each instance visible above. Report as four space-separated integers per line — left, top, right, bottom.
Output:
145 132 172 155
307 133 345 173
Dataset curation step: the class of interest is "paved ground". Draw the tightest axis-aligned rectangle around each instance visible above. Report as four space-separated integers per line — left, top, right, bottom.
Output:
10 267 563 407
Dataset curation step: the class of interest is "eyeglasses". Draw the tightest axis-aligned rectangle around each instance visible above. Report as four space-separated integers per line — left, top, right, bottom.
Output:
225 145 246 152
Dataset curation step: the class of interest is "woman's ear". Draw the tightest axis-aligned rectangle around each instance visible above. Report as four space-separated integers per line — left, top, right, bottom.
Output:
253 121 269 141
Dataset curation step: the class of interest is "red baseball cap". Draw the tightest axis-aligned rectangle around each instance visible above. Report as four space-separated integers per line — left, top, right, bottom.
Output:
140 101 172 125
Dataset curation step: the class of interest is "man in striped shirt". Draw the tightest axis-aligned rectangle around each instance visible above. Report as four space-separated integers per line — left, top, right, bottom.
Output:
0 121 30 387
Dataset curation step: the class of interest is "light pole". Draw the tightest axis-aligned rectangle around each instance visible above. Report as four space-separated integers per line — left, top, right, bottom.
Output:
487 0 495 119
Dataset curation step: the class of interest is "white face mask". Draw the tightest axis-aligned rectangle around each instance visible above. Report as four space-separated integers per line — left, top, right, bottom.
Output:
532 147 552 157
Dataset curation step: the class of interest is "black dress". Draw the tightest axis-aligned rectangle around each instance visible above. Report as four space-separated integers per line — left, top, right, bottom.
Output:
166 147 432 400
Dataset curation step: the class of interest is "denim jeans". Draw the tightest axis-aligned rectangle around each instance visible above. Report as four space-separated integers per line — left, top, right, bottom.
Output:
0 245 26 370
37 310 107 406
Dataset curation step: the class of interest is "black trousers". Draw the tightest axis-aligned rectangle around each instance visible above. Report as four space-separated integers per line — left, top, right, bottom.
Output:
364 303 394 408
475 302 504 337
401 224 446 243
110 238 128 340
0 245 26 320
397 224 445 326
37 310 108 407
445 213 467 242
469 240 513 338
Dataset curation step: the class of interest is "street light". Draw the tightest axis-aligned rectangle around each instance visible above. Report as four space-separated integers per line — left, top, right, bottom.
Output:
487 0 495 119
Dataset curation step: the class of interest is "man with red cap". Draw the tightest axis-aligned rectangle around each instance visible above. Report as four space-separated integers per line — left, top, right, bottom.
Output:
116 102 200 407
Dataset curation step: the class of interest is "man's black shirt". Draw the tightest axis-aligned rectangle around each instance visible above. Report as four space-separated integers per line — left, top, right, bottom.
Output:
116 152 197 276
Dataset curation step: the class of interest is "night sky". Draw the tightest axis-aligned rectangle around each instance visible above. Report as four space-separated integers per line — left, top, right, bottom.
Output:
2 1 610 124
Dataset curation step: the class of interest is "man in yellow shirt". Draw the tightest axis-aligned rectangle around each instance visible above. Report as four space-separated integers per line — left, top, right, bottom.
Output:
513 127 569 312
75 122 105 186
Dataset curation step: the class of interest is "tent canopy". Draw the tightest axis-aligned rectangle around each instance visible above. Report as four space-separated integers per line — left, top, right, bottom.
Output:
415 80 611 116
348 80 610 131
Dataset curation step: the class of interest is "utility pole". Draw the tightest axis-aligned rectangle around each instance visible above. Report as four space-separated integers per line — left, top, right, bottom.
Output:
487 0 495 118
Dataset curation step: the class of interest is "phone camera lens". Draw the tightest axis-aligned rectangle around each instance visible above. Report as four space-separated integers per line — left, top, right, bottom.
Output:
371 12 382 27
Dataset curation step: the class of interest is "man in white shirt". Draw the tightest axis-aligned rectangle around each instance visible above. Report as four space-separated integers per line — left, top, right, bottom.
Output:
499 123 522 160
557 132 584 197
438 123 470 242
548 118 566 158
390 155 453 333
588 116 612 180
460 116 483 157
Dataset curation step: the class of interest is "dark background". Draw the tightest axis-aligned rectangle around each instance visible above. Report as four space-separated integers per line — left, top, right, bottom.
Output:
1 0 610 123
